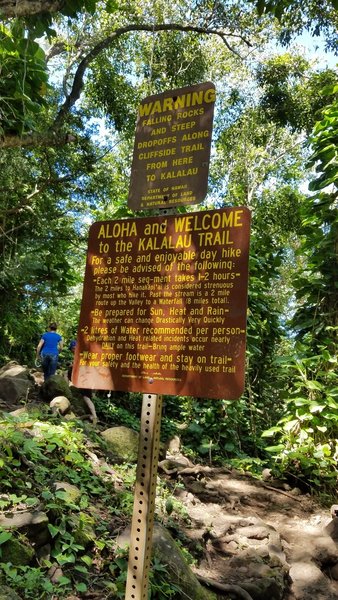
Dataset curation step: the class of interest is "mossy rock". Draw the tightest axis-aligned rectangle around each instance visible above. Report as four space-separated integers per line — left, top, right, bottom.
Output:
68 387 91 416
40 376 91 417
0 586 23 600
117 523 216 600
40 375 72 402
69 514 96 548
152 524 216 600
54 482 81 504
1 536 34 566
101 426 139 462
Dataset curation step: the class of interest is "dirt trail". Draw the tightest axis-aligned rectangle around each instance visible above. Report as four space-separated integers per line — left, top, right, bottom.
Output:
162 462 338 599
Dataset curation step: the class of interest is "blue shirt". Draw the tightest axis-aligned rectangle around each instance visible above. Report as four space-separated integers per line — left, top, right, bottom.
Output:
40 332 62 356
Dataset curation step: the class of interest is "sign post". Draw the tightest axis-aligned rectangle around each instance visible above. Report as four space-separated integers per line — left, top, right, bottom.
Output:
72 207 250 600
72 82 251 600
125 393 162 599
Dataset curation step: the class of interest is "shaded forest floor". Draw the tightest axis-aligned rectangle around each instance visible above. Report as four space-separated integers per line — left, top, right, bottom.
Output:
1 365 338 600
162 462 338 599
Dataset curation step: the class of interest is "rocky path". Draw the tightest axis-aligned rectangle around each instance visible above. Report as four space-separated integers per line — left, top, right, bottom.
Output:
1 362 338 600
160 459 338 599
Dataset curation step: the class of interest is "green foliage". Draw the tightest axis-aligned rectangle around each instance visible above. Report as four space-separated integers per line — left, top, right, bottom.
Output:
263 347 338 496
0 563 55 599
149 556 183 598
142 31 208 93
257 55 337 132
87 44 140 136
0 22 49 136
250 0 338 52
261 88 338 497
0 137 103 362
308 89 338 191
100 547 183 599
174 397 263 461
0 410 142 597
252 0 338 19
94 391 142 430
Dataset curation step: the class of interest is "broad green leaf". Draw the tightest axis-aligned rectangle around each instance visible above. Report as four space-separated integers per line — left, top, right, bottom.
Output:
56 575 71 585
74 564 88 573
0 531 12 545
284 419 299 432
48 524 59 538
261 426 281 437
305 380 323 391
309 404 325 413
264 445 285 453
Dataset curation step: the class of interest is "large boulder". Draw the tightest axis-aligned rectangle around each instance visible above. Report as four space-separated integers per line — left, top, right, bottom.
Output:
0 363 34 404
0 509 50 551
49 396 71 415
289 561 338 600
117 523 216 600
40 375 72 402
1 535 34 566
0 587 22 600
0 510 48 531
152 524 216 600
40 376 92 417
101 426 139 462
67 386 91 416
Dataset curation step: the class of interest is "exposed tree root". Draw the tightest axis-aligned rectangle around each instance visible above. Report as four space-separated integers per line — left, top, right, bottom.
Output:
196 574 254 600
260 482 303 502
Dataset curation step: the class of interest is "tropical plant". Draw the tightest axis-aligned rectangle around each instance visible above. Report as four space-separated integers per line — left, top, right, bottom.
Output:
262 87 338 496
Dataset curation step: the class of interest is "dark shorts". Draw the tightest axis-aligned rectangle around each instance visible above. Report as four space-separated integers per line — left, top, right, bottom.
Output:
79 388 92 399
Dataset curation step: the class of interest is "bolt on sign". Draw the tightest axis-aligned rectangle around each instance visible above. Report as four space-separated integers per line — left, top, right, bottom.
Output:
72 207 250 400
128 81 215 211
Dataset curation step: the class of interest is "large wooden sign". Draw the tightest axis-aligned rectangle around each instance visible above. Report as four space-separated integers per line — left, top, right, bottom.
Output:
72 207 250 400
128 82 215 210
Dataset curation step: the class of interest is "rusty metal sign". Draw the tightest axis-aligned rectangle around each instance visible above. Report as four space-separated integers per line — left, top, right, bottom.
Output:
128 82 215 210
72 207 250 400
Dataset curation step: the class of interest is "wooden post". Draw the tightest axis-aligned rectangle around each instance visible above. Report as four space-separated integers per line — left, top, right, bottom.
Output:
125 393 163 599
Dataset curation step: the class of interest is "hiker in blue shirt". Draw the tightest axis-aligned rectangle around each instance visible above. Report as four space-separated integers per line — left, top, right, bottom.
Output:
36 322 63 380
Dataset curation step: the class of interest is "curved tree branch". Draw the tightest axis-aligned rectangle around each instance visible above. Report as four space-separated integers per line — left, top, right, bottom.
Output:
0 132 76 149
0 21 251 148
53 22 251 128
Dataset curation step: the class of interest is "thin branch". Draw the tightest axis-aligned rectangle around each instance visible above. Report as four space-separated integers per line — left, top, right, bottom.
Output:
0 175 73 218
260 482 303 502
46 41 68 62
0 221 31 241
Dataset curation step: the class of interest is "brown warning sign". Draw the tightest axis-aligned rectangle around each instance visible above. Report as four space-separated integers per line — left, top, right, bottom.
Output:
72 207 250 400
128 82 215 210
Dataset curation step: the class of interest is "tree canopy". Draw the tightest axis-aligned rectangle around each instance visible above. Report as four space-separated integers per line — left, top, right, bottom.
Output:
0 0 337 496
